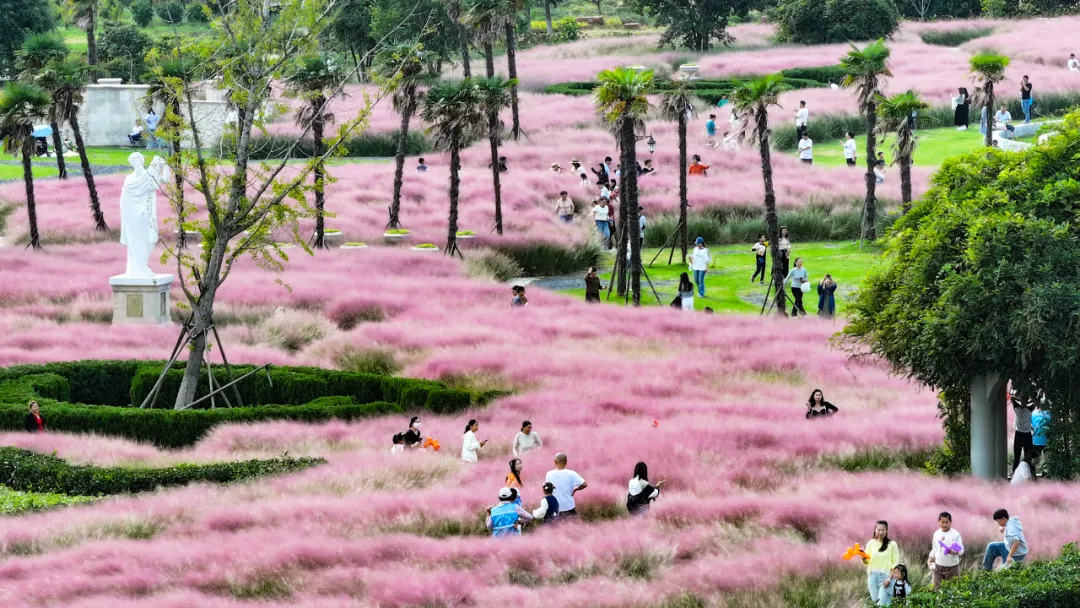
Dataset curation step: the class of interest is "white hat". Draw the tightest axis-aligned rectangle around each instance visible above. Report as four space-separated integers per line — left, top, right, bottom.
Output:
498 487 514 500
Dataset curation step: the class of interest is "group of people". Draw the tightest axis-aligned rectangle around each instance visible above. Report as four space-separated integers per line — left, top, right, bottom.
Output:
547 156 655 250
128 109 161 148
749 230 838 318
1008 383 1051 481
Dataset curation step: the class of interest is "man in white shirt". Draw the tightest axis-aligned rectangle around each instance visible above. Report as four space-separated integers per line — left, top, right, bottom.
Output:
690 237 712 297
722 131 739 151
994 106 1015 137
545 453 587 517
794 101 809 140
1070 53 1080 72
928 511 964 590
553 191 575 223
843 131 857 167
798 133 813 165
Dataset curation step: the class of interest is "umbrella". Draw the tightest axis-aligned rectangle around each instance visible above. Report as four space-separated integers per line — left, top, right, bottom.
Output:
32 125 54 138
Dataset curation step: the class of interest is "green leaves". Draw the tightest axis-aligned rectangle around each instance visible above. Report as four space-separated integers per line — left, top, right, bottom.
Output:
840 38 892 109
593 67 654 129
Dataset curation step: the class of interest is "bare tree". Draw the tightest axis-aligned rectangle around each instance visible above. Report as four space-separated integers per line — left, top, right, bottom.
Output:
907 0 934 20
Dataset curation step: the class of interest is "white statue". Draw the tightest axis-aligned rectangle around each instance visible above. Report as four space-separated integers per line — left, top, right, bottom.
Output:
119 152 169 277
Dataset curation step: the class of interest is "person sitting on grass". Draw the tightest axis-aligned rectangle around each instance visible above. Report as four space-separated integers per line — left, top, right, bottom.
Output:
805 389 838 418
486 487 533 537
391 433 405 454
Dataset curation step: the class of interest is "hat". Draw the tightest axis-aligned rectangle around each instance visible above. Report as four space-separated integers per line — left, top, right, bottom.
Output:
571 158 580 163
551 162 559 168
498 487 514 500
695 237 704 244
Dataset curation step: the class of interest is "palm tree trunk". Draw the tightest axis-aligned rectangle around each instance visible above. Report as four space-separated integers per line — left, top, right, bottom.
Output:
484 43 504 235
863 100 878 241
453 0 471 78
544 0 553 34
984 86 995 148
22 144 41 250
447 130 461 255
677 110 688 264
484 42 495 78
49 112 67 179
86 12 98 66
312 99 326 249
757 111 785 316
505 22 521 140
621 119 641 305
69 111 107 230
900 128 912 213
389 96 414 229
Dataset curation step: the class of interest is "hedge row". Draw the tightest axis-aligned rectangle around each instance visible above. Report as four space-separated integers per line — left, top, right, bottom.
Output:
222 130 429 160
0 361 144 407
0 447 324 496
0 398 404 448
542 73 831 105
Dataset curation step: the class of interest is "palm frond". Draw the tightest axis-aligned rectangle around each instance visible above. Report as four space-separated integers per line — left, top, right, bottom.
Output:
465 0 512 43
731 74 785 145
421 79 489 151
593 67 654 133
657 79 696 123
0 82 52 155
15 33 70 76
968 52 1010 107
840 39 893 110
876 90 929 160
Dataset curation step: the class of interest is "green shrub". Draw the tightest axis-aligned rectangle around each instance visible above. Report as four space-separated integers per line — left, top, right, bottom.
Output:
898 0 980 17
821 447 934 472
494 241 602 276
0 486 95 515
554 17 580 42
130 0 154 27
229 131 429 160
0 447 323 496
185 2 210 22
918 27 993 47
543 76 829 104
772 0 900 44
97 22 152 83
465 248 524 281
779 66 846 85
156 1 185 23
335 347 400 375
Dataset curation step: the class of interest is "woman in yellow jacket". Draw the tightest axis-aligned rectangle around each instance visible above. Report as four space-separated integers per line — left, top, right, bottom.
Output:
864 520 901 606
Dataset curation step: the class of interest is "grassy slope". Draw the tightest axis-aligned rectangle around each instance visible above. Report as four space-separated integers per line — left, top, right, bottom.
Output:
0 485 94 515
558 241 879 314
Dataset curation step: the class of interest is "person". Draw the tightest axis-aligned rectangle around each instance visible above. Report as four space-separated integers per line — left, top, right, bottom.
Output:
506 458 524 492
817 274 837 319
980 105 989 137
127 124 144 146
545 453 587 517
885 565 911 605
862 520 900 606
690 237 712 298
798 132 813 165
511 285 528 307
599 181 612 201
795 100 809 140
584 267 604 303
706 114 717 148
1011 461 1033 485
874 163 886 184
805 389 838 418
144 109 159 149
490 156 508 173
983 509 1027 571
688 154 709 177
1020 76 1033 123
784 257 809 317
843 132 857 166
573 159 589 187
677 272 694 311
751 234 767 284
513 420 543 457
416 158 428 172
928 511 964 590
640 159 655 176
626 461 664 516
24 401 44 433
829 80 840 91
1031 402 1050 475
722 131 739 151
391 433 405 454
994 106 1015 136
1011 386 1036 476
605 195 617 249
954 88 970 130
592 199 610 248
779 226 792 277
550 162 564 174
554 191 575 223
531 482 560 523
461 419 487 462
592 157 612 185
716 94 729 108
486 487 533 537
1070 53 1080 72
638 206 646 249
404 416 423 448
703 307 714 314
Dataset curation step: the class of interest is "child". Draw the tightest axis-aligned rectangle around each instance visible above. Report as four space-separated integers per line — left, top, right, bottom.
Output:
511 286 528 307
531 482 560 523
722 131 739 151
798 132 813 165
928 511 964 590
416 158 428 172
572 159 589 187
883 565 911 605
391 432 405 454
706 114 717 147
751 234 767 284
688 154 710 177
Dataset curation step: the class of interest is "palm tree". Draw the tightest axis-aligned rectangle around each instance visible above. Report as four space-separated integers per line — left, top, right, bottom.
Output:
476 75 515 235
840 39 892 241
67 0 100 65
447 0 472 77
287 54 341 249
876 91 929 213
594 67 653 305
377 45 436 229
39 56 108 231
657 80 695 264
969 52 1010 148
421 79 487 257
16 34 70 180
504 0 524 139
144 58 196 216
0 83 53 250
731 74 787 315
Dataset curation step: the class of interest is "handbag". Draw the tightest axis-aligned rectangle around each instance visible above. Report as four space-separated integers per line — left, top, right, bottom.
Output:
800 281 811 293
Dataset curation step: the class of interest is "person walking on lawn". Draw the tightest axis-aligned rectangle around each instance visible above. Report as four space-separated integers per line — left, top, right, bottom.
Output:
690 237 713 298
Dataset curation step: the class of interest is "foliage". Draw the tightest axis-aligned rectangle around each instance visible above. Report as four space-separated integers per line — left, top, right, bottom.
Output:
0 485 95 515
897 0 981 18
0 447 323 496
369 0 459 68
224 131 429 160
631 0 753 51
552 17 580 43
646 207 898 247
185 2 209 23
336 347 401 375
131 0 154 26
156 1 185 24
0 0 56 77
493 241 602 276
465 248 524 281
843 111 1080 478
821 447 934 472
918 26 993 47
97 22 152 83
545 75 829 105
773 0 900 44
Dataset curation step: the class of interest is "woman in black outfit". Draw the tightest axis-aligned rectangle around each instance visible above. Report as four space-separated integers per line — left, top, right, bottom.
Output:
805 389 839 419
403 416 422 448
954 88 970 130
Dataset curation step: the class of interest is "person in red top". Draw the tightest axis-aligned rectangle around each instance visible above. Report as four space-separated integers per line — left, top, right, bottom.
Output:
24 401 44 433
688 154 710 176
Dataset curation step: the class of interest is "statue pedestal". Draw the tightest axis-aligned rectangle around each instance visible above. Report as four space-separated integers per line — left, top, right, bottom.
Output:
109 274 173 325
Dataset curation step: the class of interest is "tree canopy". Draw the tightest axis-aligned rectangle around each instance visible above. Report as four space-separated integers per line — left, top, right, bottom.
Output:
0 0 56 77
632 0 755 51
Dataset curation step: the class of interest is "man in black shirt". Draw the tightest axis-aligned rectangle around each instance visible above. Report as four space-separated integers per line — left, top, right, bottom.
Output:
1020 75 1033 123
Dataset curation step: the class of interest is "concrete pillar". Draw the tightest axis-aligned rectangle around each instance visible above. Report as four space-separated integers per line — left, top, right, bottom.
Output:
970 374 1008 479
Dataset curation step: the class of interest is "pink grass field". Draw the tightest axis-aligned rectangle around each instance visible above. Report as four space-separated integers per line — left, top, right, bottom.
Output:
0 17 1077 607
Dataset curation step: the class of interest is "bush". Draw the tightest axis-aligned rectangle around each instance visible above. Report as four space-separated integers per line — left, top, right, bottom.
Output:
0 447 323 496
130 0 154 27
919 27 993 47
554 17 580 42
645 208 898 248
156 1 185 23
897 0 980 17
185 2 210 22
494 241 601 276
465 248 524 281
773 0 900 44
0 360 143 406
0 486 95 515
229 130 429 160
335 347 400 375
98 22 152 82
544 76 830 104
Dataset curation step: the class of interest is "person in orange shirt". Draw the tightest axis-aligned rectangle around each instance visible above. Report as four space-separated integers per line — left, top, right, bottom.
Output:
688 154 710 177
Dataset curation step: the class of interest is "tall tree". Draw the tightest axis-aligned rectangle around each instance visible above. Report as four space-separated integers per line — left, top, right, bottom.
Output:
543 0 554 34
503 0 523 139
840 38 892 241
67 0 99 65
287 54 341 249
969 52 1010 148
420 79 487 257
732 74 787 315
876 90 929 213
328 0 374 80
15 33 69 180
144 57 196 228
39 56 108 230
657 81 695 264
594 67 653 305
446 0 472 77
0 82 52 250
0 0 56 77
370 0 459 72
632 0 752 51
377 44 436 229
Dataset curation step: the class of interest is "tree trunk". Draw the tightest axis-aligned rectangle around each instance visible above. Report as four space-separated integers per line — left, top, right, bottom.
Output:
171 99 184 209
900 128 912 213
22 145 41 250
758 111 785 316
389 94 414 229
621 119 641 305
312 98 327 249
863 100 878 241
677 110 688 264
69 111 107 230
593 0 602 15
544 0 553 35
984 86 995 148
49 114 67 179
86 12 98 66
505 22 520 140
484 43 503 235
447 130 461 255
174 234 228 408
454 0 471 78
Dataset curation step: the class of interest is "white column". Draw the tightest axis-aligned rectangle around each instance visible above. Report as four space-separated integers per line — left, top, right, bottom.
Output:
970 374 1007 480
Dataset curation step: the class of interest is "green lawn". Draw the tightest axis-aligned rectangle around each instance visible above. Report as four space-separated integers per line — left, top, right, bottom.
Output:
558 241 880 314
0 164 60 180
0 485 94 515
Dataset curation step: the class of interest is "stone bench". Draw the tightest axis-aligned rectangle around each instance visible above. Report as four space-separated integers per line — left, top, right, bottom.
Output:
623 22 642 30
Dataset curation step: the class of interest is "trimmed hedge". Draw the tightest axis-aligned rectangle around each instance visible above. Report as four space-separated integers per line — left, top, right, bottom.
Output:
0 360 144 407
544 75 830 105
900 544 1080 607
0 447 323 496
224 131 429 160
